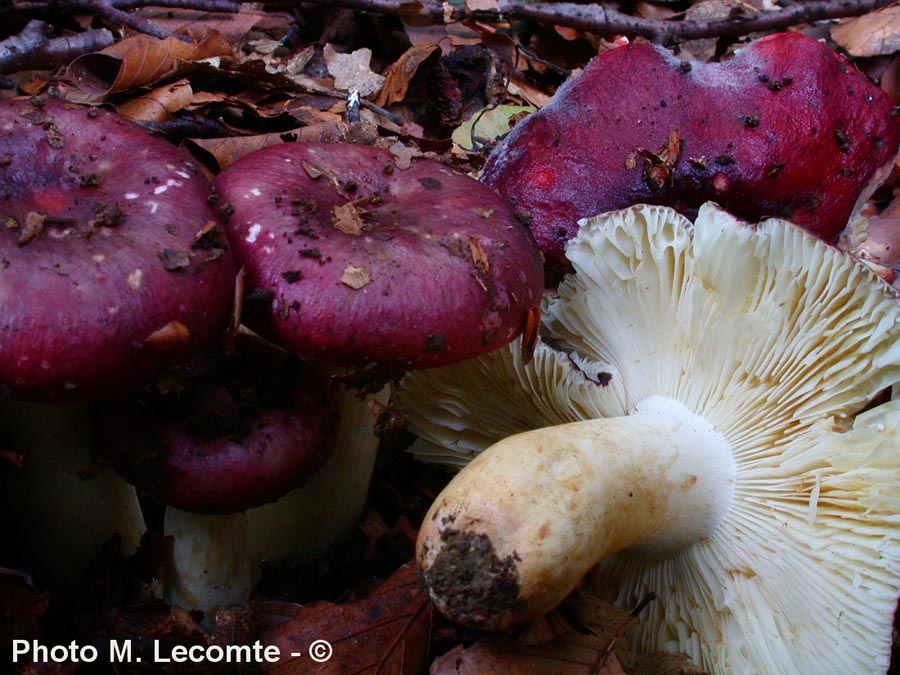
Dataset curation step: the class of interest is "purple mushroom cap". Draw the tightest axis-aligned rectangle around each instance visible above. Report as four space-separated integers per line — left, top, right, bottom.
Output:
482 32 900 274
95 346 338 514
214 142 544 371
0 98 237 401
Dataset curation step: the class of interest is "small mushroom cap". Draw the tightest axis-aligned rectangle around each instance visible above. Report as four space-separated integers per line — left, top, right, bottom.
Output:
0 98 237 401
482 32 900 273
95 347 338 514
214 142 543 371
400 203 900 672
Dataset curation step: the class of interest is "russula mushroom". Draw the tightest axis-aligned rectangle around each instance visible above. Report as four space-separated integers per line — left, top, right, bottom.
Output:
192 140 543 609
213 141 544 371
0 97 236 584
399 203 900 673
482 32 900 274
95 340 339 610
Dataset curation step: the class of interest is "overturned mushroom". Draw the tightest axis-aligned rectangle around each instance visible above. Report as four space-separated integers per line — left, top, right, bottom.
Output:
400 203 900 673
482 32 900 274
0 97 236 584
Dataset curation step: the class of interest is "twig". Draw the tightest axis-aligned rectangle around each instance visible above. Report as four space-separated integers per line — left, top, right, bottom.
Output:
137 115 235 138
16 0 240 42
299 0 896 45
0 19 115 74
110 0 239 9
61 0 183 40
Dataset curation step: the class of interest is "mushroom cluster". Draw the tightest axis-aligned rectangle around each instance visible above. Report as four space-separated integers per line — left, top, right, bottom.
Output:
399 203 900 673
482 32 900 275
132 139 545 610
0 97 236 583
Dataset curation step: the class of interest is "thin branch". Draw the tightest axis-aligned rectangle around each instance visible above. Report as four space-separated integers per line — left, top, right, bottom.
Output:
12 0 240 41
299 0 896 45
0 19 115 74
110 0 239 9
62 0 181 40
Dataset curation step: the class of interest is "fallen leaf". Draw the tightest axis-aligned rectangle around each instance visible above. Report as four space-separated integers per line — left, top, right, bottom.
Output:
375 44 440 107
117 79 194 122
831 5 900 57
186 125 344 171
681 0 757 61
468 237 490 274
261 563 432 674
130 7 269 45
389 140 423 170
451 105 535 150
521 305 541 364
323 45 385 97
0 575 50 643
66 27 233 96
341 264 372 289
430 591 705 675
333 203 366 236
429 634 628 675
466 0 499 10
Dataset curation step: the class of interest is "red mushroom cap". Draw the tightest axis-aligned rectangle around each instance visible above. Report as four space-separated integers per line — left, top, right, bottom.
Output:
0 98 237 401
214 142 543 371
95 346 338 514
482 32 900 273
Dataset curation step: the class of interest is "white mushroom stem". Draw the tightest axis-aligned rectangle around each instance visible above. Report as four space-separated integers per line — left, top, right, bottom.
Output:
418 396 735 630
1 401 146 586
164 383 388 612
246 383 389 565
164 510 250 611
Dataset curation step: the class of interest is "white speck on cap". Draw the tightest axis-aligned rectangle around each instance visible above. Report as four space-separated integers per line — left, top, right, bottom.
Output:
246 224 262 243
127 269 143 290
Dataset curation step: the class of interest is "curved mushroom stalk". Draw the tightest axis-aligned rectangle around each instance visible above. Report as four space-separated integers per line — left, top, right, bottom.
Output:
1 401 145 586
163 381 388 612
400 203 900 673
418 397 735 629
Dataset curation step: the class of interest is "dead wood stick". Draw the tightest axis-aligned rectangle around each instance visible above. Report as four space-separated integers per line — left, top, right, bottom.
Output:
299 0 895 45
0 19 115 74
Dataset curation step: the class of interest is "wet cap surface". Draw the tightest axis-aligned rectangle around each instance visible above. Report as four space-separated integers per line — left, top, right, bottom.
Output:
215 142 543 371
0 98 237 401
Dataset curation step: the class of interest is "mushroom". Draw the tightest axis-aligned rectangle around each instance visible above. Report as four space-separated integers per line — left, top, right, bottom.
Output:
0 97 236 585
399 203 900 673
481 32 900 275
95 338 339 610
190 140 544 608
213 141 544 371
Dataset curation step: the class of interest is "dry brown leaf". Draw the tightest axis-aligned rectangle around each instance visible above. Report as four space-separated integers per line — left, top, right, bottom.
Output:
66 28 233 96
186 124 344 171
261 563 431 674
430 592 706 675
682 0 758 60
466 0 500 12
375 44 440 107
429 634 628 675
333 203 366 236
341 264 372 289
116 79 194 122
132 7 269 45
831 5 900 57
